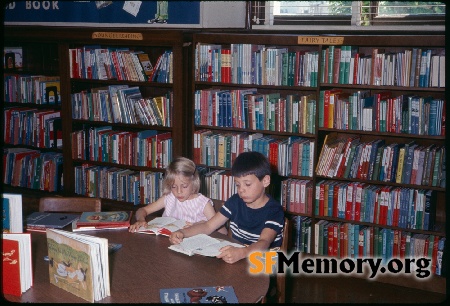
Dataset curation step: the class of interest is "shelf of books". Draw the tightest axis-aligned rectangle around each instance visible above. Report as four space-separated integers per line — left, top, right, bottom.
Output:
63 29 185 209
3 30 64 196
189 33 446 293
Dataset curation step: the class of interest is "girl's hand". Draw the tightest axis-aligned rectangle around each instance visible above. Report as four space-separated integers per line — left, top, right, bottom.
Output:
129 220 147 232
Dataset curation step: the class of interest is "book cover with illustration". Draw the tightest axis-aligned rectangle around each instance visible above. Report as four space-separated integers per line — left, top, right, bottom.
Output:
160 285 239 304
46 229 110 303
76 211 132 227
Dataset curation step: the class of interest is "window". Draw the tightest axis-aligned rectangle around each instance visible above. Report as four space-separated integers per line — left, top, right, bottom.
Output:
250 1 445 28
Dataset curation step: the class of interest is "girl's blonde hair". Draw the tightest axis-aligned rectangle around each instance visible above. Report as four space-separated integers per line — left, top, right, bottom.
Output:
162 156 200 195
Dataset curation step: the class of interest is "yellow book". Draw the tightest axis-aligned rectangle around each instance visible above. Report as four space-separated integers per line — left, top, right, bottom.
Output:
396 146 406 183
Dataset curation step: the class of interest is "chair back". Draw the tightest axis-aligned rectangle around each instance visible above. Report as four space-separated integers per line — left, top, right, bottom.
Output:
39 197 101 213
275 217 289 303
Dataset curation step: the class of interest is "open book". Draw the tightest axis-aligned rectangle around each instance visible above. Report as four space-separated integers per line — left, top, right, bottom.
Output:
137 216 187 236
46 229 110 303
168 234 245 257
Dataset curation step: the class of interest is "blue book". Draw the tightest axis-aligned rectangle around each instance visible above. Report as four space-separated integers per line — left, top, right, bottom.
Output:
160 285 239 304
26 212 79 230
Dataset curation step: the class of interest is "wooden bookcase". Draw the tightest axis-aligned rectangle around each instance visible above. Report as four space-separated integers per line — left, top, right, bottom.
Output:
3 26 186 212
3 27 64 216
188 32 446 293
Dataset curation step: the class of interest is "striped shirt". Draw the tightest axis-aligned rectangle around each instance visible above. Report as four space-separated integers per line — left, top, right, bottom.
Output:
220 193 285 248
162 192 213 223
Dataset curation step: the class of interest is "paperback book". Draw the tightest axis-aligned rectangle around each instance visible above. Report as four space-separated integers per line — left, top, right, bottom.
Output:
2 193 23 233
2 233 33 297
26 212 80 232
168 234 245 257
46 228 110 303
136 216 187 236
160 285 239 304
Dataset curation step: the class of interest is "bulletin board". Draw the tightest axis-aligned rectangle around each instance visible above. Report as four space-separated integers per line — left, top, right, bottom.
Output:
3 1 200 26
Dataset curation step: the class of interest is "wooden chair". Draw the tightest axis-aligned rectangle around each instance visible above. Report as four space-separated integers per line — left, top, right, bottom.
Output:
261 217 290 304
39 197 101 213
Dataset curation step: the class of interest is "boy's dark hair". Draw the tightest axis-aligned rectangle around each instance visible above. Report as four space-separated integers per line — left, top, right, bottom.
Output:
231 151 271 180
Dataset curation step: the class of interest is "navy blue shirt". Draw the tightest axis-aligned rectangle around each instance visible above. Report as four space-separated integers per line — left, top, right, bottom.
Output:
220 193 285 248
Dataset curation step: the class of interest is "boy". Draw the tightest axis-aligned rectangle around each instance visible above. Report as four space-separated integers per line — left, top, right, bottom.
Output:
169 151 285 264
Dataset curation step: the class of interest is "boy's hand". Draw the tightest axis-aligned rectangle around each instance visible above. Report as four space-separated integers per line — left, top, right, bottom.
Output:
169 230 184 244
217 245 245 264
129 220 147 232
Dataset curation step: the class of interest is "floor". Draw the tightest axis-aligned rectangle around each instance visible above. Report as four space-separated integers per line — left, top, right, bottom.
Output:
284 275 446 304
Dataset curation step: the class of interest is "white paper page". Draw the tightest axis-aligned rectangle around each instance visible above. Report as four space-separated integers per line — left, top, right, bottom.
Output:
194 240 245 257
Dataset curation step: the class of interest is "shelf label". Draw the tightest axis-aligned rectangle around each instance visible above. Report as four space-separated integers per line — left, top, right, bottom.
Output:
92 32 143 40
298 36 344 45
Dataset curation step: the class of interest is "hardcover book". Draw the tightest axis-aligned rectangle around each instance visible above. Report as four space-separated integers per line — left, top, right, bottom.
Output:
137 216 187 236
160 285 239 304
46 228 110 303
168 234 245 257
26 212 80 232
2 233 32 297
2 193 23 233
76 211 133 228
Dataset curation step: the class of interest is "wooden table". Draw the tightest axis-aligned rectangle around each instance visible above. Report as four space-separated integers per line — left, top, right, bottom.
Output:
4 227 269 303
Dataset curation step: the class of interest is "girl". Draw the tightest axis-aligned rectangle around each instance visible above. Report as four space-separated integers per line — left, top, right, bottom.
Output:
129 157 226 234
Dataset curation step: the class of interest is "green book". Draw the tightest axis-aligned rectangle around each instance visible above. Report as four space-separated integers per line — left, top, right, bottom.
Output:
327 46 335 83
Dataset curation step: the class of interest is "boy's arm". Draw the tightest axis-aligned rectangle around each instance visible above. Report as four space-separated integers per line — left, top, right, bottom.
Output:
169 212 228 244
217 227 277 264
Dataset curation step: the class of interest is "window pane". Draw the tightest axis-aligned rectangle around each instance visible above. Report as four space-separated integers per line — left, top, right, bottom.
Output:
377 1 445 16
273 1 352 16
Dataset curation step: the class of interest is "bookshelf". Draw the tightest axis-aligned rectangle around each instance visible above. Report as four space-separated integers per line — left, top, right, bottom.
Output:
3 26 186 212
3 28 63 202
188 32 446 293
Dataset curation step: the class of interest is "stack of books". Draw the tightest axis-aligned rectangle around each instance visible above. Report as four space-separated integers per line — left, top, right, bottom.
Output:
26 212 80 233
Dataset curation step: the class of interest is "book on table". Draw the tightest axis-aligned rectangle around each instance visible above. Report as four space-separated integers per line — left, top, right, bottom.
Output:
160 285 239 304
46 228 110 303
168 234 245 257
73 211 133 231
2 193 23 233
2 233 33 297
26 212 80 232
136 216 187 236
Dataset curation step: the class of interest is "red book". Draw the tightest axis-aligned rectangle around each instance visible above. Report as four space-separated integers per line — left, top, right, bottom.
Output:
332 47 341 84
345 182 354 220
354 183 364 222
318 180 325 216
332 223 339 257
291 140 299 176
2 233 33 297
330 183 338 218
392 229 400 258
358 227 365 257
339 223 346 258
353 53 360 84
399 231 408 259
327 223 334 256
431 235 440 274
299 180 307 214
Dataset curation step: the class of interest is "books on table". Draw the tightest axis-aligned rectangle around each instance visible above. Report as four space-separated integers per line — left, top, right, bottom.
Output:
2 233 33 296
73 211 132 231
136 216 187 236
168 234 245 257
46 228 110 303
2 193 23 233
26 212 80 232
160 285 239 303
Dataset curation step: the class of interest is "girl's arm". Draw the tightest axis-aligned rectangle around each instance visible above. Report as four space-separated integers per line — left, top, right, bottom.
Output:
129 195 166 232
